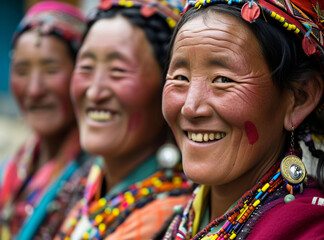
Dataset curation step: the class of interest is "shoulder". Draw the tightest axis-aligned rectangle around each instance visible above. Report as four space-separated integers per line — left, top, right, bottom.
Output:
248 183 324 240
105 195 190 240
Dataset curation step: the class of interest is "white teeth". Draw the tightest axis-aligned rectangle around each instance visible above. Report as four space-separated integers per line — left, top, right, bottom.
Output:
203 133 209 142
88 110 112 121
187 131 225 143
209 133 215 141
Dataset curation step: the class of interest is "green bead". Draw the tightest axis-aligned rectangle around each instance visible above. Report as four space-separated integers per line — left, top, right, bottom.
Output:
173 205 183 214
284 194 295 203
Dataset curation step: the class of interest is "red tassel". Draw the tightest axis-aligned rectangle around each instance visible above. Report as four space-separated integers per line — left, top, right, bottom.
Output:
302 37 316 56
241 2 260 23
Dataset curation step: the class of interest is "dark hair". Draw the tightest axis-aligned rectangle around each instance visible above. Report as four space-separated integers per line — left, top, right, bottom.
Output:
85 6 173 73
165 4 324 187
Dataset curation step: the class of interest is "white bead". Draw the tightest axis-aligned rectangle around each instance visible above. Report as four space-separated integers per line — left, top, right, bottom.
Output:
157 143 180 169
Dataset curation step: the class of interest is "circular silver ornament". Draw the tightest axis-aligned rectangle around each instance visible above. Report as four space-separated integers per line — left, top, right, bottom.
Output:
280 155 306 185
157 143 181 169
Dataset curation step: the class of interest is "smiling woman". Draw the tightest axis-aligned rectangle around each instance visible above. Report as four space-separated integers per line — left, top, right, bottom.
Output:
0 2 93 240
159 0 324 239
55 0 192 239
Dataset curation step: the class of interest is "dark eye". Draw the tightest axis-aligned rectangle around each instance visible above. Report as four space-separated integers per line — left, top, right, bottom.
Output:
213 76 233 83
46 67 59 74
80 65 93 71
111 67 126 73
175 75 188 81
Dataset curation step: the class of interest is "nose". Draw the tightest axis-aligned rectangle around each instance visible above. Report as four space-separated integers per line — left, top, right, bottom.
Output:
181 80 213 119
86 69 113 103
27 69 46 98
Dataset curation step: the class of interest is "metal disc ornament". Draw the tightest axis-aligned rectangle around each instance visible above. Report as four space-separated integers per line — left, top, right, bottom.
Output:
280 155 306 185
157 143 181 169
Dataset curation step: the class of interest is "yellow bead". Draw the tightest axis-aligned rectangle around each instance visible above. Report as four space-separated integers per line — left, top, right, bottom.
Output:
83 232 89 239
229 233 237 239
294 28 300 34
95 214 103 224
261 183 270 192
283 22 288 28
279 17 285 22
125 1 133 7
124 191 132 197
167 17 176 28
112 208 120 216
99 223 106 232
275 14 281 20
70 218 77 226
105 208 111 214
287 24 293 31
141 188 150 196
253 199 260 207
119 0 126 5
99 198 106 206
126 196 135 204
270 12 276 18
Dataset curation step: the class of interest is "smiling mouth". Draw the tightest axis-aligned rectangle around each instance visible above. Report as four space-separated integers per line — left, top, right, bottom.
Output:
87 110 116 122
187 131 226 143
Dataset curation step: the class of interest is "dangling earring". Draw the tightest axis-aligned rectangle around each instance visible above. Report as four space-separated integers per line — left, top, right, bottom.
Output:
280 125 307 197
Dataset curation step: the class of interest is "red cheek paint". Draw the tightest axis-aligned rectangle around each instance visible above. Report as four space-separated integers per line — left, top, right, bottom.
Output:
244 121 259 144
128 112 141 131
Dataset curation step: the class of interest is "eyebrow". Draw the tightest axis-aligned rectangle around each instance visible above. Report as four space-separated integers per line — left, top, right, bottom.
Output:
105 52 127 62
173 59 189 69
208 58 227 68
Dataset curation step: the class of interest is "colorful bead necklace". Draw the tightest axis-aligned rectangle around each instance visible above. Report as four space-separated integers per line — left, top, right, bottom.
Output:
162 161 285 240
60 162 192 240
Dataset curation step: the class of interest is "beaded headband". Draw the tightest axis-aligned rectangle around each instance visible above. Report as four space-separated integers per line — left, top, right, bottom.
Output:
12 1 86 53
183 0 324 61
96 0 185 28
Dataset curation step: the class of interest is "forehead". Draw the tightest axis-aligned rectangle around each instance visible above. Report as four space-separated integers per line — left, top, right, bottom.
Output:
172 11 262 60
80 16 151 57
13 30 69 59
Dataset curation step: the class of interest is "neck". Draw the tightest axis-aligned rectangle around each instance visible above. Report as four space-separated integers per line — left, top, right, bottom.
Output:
102 140 164 192
37 126 78 168
209 148 283 221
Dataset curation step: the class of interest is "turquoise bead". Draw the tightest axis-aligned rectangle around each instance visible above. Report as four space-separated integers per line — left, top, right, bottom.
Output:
284 194 295 203
173 205 183 214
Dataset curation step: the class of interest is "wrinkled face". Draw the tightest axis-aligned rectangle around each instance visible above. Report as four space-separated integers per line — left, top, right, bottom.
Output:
10 31 75 137
72 16 164 159
162 13 291 185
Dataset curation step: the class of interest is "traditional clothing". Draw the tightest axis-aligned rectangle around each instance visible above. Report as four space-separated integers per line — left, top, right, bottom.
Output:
56 155 192 240
158 0 324 239
0 130 94 240
0 2 88 239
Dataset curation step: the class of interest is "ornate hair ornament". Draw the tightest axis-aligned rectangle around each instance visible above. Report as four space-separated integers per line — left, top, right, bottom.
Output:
95 0 185 28
12 1 86 52
183 0 324 60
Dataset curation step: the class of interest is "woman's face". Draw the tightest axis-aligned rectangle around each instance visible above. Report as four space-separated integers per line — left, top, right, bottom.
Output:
72 16 164 159
10 31 75 137
163 12 292 185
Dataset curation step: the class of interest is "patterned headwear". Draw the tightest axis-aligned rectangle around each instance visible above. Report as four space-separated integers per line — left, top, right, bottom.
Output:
12 1 86 54
184 0 324 63
95 0 185 29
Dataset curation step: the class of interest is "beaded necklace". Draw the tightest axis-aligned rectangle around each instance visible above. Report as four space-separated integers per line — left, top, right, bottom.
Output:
60 160 192 240
162 161 285 240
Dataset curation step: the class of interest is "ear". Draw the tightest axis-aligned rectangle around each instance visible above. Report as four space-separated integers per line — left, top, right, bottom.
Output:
284 73 324 130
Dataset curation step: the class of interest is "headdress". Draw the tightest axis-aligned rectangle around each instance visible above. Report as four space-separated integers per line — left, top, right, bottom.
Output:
93 0 185 29
12 1 86 53
184 0 324 62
